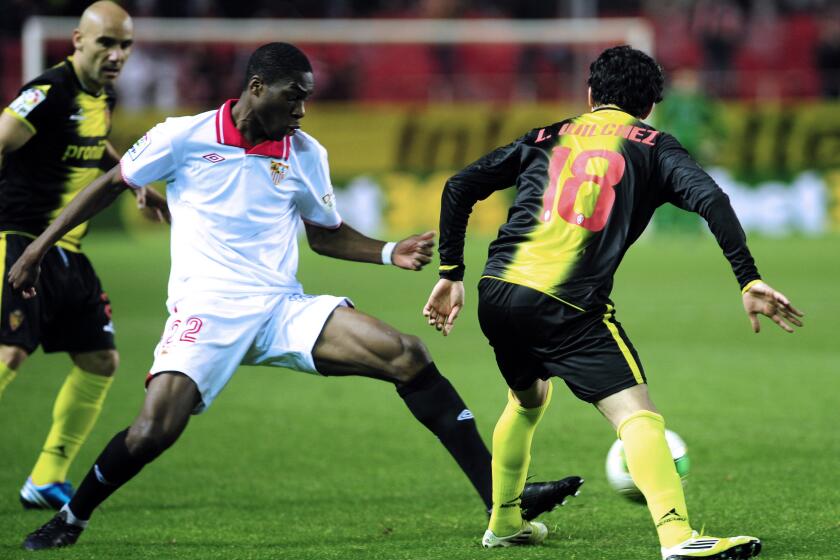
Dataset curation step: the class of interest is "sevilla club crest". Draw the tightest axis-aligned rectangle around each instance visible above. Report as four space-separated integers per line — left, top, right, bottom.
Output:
270 160 289 185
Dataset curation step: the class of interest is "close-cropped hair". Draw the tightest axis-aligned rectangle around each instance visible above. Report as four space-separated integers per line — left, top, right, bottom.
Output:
587 45 664 118
244 42 312 88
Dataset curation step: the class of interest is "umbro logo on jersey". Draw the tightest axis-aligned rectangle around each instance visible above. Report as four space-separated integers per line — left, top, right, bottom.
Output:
457 409 474 421
202 153 225 163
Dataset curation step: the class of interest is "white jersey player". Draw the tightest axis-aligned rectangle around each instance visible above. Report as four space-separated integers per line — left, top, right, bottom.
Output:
12 42 582 551
120 98 353 411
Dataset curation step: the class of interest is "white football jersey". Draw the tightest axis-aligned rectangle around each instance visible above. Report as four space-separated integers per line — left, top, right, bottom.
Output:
120 99 342 306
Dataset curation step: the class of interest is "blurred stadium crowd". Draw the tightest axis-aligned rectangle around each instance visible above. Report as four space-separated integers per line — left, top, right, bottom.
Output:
1 0 839 107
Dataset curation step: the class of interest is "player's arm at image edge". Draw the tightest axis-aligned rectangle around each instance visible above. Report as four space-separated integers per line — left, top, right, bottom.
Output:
0 109 36 168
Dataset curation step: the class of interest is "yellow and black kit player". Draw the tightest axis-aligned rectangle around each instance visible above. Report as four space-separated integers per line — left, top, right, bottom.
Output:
1 57 116 362
427 46 802 558
0 0 134 514
438 105 759 401
0 57 118 508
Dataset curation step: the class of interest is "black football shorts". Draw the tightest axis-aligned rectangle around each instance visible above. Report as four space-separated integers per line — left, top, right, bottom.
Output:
477 276 645 403
0 232 116 354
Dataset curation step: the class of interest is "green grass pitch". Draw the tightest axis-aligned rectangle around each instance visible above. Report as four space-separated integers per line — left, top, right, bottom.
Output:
1 229 837 559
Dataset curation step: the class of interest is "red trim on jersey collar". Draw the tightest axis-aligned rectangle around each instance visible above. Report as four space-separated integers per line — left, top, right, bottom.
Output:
215 99 291 159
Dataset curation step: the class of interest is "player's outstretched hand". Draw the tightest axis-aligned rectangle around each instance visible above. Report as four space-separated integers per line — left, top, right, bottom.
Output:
392 231 435 271
742 281 804 333
135 186 171 224
423 279 464 336
7 246 42 299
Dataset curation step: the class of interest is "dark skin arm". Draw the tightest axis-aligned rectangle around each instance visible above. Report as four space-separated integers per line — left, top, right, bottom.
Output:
8 165 134 297
103 140 169 222
304 222 434 271
103 140 122 169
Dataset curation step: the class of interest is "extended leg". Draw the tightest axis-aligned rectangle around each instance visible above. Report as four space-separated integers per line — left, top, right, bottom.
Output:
23 372 200 551
597 385 694 548
312 306 493 509
597 385 762 558
482 379 552 547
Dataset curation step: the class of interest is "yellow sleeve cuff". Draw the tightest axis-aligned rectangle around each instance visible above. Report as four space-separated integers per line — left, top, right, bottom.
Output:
741 279 763 295
2 107 36 134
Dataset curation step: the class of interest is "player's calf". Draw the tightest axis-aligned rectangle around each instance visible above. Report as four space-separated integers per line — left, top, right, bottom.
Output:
125 417 183 462
383 334 432 385
0 344 29 370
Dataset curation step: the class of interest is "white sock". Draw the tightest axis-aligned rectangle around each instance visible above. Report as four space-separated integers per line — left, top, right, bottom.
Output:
60 504 89 528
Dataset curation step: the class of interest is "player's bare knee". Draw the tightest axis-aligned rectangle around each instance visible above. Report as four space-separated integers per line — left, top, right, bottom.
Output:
389 335 431 383
72 350 119 377
0 345 29 370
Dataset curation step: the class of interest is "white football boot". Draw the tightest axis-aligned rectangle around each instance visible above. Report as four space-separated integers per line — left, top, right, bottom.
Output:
481 520 548 548
661 531 761 559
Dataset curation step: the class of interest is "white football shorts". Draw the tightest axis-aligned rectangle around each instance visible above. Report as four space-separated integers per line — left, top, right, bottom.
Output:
148 292 351 413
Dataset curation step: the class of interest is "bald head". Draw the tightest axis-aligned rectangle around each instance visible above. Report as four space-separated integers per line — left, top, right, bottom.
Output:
72 1 133 91
79 1 132 33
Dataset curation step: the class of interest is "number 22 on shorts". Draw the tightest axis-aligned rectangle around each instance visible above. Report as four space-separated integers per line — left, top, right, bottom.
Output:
541 147 626 232
163 316 204 346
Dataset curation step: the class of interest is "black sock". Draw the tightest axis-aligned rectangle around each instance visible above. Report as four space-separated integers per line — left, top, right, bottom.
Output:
68 428 150 520
397 362 493 510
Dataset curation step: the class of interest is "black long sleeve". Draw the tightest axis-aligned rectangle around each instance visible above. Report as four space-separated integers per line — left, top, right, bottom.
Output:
438 136 525 281
656 134 760 289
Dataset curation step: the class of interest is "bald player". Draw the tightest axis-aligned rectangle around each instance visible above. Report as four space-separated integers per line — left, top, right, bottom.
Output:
0 1 167 510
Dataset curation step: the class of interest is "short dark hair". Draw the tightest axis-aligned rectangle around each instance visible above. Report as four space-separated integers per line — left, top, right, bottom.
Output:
587 46 664 118
244 42 312 88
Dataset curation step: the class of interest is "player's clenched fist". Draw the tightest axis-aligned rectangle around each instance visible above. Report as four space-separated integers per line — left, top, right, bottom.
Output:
392 230 435 271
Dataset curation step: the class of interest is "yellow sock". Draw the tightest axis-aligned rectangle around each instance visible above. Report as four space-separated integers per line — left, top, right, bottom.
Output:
488 382 553 537
618 410 694 547
31 367 114 485
0 363 17 399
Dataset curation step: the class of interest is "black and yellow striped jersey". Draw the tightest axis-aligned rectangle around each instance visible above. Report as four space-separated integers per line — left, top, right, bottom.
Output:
0 58 115 249
438 107 760 311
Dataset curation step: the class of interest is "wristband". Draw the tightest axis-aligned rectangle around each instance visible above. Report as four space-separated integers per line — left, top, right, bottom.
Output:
381 241 397 265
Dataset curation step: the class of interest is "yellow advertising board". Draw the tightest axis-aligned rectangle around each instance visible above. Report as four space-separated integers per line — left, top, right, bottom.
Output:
112 102 840 235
